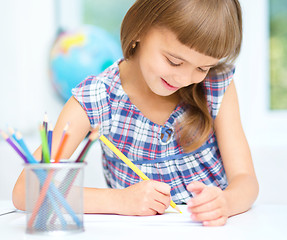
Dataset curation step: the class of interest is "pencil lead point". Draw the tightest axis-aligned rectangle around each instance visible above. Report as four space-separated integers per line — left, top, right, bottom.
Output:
7 126 15 135
15 131 22 140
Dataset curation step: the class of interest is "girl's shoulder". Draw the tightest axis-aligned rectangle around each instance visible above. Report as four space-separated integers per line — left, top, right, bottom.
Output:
204 64 235 87
203 64 236 119
73 59 123 93
71 59 124 127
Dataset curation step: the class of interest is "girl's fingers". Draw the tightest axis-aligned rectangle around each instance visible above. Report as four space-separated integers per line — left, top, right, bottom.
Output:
188 198 219 213
153 191 171 210
138 207 158 216
150 199 169 215
153 181 171 196
190 208 223 222
188 187 220 207
186 181 206 193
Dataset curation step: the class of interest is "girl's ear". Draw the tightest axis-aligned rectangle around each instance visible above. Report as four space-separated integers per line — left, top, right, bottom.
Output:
132 40 140 49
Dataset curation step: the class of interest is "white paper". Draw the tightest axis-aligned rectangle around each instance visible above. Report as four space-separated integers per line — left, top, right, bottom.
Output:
84 205 201 226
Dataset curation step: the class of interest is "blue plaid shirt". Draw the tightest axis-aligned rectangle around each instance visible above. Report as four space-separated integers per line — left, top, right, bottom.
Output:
72 59 235 204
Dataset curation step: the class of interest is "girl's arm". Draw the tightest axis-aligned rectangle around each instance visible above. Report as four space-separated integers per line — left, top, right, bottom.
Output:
12 97 171 215
187 80 259 226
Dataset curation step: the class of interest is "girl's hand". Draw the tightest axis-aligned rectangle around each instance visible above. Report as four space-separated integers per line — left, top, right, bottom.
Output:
187 181 229 226
118 180 171 216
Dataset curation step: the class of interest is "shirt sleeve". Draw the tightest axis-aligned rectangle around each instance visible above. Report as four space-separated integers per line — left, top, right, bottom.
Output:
203 66 235 119
71 76 111 128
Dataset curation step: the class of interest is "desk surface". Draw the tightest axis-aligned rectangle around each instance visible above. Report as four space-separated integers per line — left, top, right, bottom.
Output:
0 201 286 240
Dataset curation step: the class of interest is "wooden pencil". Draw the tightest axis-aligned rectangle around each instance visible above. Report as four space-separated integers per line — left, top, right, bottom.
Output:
76 126 99 162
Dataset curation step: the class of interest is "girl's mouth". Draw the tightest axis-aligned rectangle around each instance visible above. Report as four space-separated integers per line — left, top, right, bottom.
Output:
161 78 179 91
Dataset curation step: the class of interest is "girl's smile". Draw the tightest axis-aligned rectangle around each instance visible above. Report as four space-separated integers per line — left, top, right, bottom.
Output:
160 77 179 91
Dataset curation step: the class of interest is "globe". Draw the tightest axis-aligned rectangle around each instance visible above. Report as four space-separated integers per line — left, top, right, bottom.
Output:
50 25 122 102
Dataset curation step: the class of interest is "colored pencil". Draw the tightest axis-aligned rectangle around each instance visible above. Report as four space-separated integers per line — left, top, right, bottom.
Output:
47 124 53 156
76 126 99 162
99 135 182 213
15 132 38 164
54 131 69 163
37 120 52 228
43 113 48 135
60 123 69 145
7 127 18 142
39 125 50 163
40 112 48 163
0 130 28 163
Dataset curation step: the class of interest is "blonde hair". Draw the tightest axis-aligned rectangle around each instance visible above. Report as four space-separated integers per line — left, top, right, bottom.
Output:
121 0 242 152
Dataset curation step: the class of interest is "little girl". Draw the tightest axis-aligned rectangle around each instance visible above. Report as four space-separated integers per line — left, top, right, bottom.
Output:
13 0 259 226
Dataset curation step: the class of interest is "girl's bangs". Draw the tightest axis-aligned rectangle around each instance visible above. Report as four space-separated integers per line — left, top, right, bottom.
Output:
156 0 242 62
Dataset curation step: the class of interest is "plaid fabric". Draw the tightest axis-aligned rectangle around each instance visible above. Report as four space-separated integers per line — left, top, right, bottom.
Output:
72 59 235 204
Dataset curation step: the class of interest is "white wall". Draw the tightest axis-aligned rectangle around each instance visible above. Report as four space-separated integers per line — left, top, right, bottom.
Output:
0 0 63 133
236 0 287 147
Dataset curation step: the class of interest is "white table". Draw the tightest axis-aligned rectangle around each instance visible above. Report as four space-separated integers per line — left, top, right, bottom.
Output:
0 201 286 240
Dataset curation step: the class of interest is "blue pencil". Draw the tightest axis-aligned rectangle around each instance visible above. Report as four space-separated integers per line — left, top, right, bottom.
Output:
15 132 38 164
47 124 53 156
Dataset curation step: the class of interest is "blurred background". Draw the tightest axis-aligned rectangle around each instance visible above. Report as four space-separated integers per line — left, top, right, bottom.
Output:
0 0 286 205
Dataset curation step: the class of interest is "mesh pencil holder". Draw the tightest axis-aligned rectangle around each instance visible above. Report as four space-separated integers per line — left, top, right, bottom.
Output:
24 161 86 235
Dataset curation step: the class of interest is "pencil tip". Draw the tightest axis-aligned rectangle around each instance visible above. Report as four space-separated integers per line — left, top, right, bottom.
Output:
174 205 182 213
15 131 22 139
48 123 53 131
43 112 48 122
64 122 70 131
7 126 15 134
1 130 8 139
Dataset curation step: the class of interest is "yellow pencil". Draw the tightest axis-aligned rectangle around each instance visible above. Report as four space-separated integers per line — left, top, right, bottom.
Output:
99 135 182 213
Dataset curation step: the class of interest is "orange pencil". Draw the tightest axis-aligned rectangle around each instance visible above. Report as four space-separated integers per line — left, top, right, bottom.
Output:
54 132 69 163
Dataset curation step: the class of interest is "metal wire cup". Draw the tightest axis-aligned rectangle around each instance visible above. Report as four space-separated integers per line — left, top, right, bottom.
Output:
25 161 86 235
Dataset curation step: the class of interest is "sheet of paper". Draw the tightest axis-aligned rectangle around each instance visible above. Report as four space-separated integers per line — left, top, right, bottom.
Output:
84 205 201 226
8 205 201 227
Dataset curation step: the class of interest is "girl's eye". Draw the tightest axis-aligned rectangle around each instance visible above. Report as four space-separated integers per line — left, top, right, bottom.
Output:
197 67 209 73
166 58 182 67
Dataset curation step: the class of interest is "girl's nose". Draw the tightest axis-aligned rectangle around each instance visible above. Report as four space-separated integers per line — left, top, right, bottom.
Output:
179 70 197 87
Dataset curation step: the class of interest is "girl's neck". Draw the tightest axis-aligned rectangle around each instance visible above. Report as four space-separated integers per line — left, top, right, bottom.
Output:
119 58 180 126
120 58 152 95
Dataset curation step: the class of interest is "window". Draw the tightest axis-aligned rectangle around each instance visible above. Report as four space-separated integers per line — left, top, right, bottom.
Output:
269 0 287 110
82 0 135 43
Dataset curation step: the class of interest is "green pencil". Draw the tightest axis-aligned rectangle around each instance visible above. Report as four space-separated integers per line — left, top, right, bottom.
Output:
40 125 50 163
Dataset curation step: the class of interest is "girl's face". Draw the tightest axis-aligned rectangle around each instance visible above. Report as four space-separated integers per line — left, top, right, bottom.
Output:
136 27 220 97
